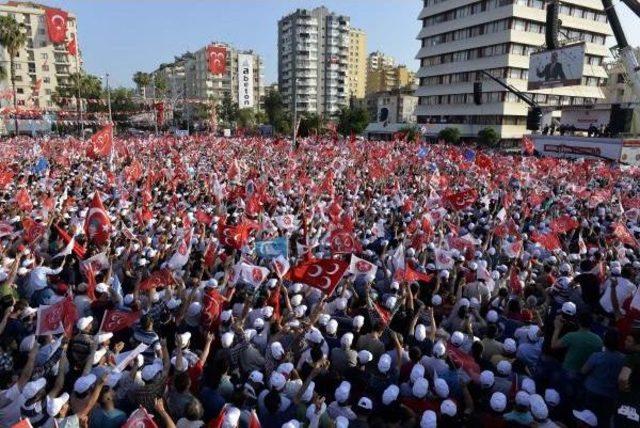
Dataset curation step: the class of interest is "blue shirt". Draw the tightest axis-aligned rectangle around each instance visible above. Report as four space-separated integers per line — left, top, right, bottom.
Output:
583 350 625 397
89 407 127 428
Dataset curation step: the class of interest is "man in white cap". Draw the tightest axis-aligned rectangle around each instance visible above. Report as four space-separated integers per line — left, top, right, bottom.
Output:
127 339 170 412
504 391 534 426
0 342 40 426
330 333 358 373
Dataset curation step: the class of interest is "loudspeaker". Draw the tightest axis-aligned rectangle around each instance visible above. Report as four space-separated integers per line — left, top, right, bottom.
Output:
545 1 559 49
527 107 542 131
609 104 633 135
473 81 482 105
379 107 389 122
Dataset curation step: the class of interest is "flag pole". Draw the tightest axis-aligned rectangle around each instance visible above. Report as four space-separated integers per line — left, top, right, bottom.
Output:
73 31 83 138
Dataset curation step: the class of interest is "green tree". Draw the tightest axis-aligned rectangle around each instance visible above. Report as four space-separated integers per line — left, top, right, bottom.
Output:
337 107 369 136
263 89 292 134
154 74 168 99
254 110 268 125
400 125 421 143
0 65 6 83
237 108 256 129
298 113 324 138
132 71 151 100
216 93 239 127
477 127 499 148
54 73 104 112
438 127 461 144
108 87 138 121
0 15 27 134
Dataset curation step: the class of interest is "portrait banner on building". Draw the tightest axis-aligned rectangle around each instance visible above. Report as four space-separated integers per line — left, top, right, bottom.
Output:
237 53 254 108
527 43 585 90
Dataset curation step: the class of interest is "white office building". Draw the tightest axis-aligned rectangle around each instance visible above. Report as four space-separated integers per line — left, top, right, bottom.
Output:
414 0 612 141
278 7 350 116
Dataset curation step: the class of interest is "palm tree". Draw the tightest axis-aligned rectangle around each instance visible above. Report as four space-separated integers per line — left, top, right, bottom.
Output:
0 65 6 83
132 71 151 101
0 15 27 135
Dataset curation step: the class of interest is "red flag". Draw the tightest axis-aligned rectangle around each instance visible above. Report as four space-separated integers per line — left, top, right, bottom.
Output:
227 159 240 180
66 34 77 56
84 192 112 245
218 222 249 250
0 221 14 238
443 189 478 211
550 215 579 234
329 230 362 254
22 218 44 244
447 345 481 382
122 407 158 428
44 8 68 44
286 259 348 296
266 286 281 322
36 296 76 337
82 263 97 301
125 159 143 183
203 241 218 268
139 269 175 291
522 135 534 155
195 209 213 225
207 45 227 75
475 153 494 170
531 231 562 251
0 169 14 189
374 301 392 325
99 309 141 333
612 222 639 248
248 410 261 428
509 269 523 294
87 124 113 158
11 419 33 428
16 188 33 212
397 265 433 283
201 288 225 331
54 224 87 258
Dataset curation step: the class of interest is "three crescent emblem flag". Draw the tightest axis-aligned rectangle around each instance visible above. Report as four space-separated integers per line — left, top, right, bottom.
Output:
252 267 264 282
356 260 371 273
287 259 348 296
207 45 227 75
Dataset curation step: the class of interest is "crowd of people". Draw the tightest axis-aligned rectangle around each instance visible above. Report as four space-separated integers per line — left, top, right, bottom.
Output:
0 132 638 428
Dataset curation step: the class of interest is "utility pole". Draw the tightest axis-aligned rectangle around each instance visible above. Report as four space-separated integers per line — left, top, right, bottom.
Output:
153 74 158 135
292 82 297 149
105 73 112 124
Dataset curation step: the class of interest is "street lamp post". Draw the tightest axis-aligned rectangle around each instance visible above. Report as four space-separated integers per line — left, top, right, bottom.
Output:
105 73 112 124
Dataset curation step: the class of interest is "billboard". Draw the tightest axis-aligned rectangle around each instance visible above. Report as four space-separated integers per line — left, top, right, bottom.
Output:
532 135 623 161
527 43 585 90
621 140 640 166
560 106 611 131
237 54 255 108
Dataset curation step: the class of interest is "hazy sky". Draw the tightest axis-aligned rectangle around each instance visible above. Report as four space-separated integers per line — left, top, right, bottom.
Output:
42 0 640 88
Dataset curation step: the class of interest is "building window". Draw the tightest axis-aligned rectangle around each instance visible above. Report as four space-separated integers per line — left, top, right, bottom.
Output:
42 65 50 71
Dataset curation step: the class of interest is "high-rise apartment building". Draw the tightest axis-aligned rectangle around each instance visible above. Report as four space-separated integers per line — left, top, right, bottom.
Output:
148 44 263 111
367 51 396 71
415 0 611 141
0 1 82 110
278 7 350 116
347 28 367 100
603 47 640 105
367 64 417 94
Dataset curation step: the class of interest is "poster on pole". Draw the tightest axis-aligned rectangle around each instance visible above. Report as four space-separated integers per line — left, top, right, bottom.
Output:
237 54 255 108
527 43 585 90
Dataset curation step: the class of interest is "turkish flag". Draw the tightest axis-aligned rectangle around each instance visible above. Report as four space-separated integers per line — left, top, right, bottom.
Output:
266 286 281 322
329 230 362 254
122 407 158 428
0 169 14 189
443 189 478 211
125 159 143 183
207 45 227 75
447 345 481 382
550 215 579 234
396 266 433 283
16 188 33 212
84 192 112 245
475 153 494 170
99 309 140 333
203 241 218 268
45 8 68 44
22 218 44 244
87 124 113 158
66 34 77 56
201 288 226 331
531 231 562 251
286 259 348 296
140 268 175 291
218 222 249 250
612 222 639 248
373 302 392 325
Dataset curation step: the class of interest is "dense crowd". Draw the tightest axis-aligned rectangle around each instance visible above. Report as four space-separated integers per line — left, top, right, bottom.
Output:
0 132 638 428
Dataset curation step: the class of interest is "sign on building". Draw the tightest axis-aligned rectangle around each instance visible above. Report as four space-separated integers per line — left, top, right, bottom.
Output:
237 54 254 108
527 43 585 90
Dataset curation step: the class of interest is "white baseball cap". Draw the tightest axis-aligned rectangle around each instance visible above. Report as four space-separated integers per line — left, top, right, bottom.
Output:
74 374 97 393
420 410 437 428
490 392 507 412
441 399 457 417
573 409 598 427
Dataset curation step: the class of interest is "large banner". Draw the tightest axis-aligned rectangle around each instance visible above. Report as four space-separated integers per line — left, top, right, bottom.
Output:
237 53 255 108
528 43 585 90
560 107 611 131
45 8 68 44
532 135 623 161
207 45 227 75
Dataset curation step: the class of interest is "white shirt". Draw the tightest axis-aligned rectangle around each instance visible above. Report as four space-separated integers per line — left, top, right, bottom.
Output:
0 384 23 428
599 277 637 314
26 266 63 298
